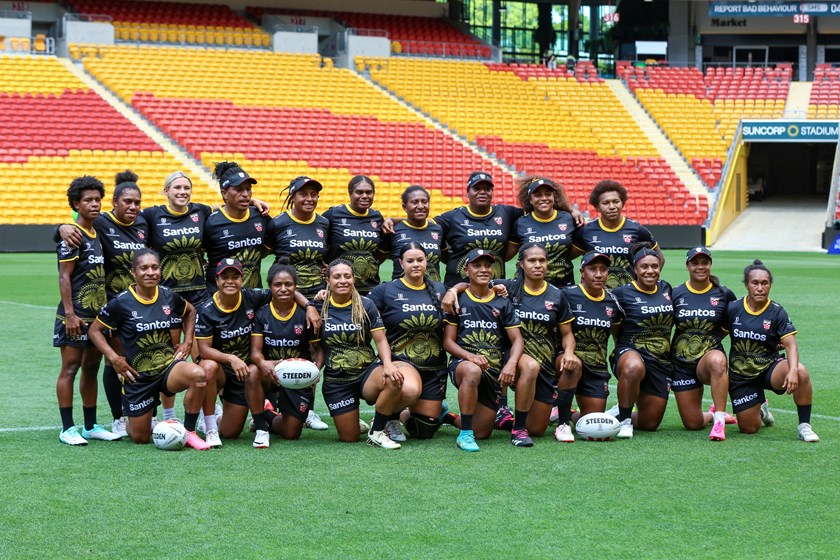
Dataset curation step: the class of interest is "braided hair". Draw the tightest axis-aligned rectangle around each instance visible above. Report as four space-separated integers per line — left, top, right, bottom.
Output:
322 258 368 344
399 242 441 321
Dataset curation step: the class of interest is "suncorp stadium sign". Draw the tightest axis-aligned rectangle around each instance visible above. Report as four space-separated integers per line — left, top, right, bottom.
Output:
709 2 840 16
741 121 840 142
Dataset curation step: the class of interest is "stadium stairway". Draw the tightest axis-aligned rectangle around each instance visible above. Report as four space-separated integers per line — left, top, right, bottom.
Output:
785 81 812 117
606 79 709 201
713 195 827 251
58 58 214 188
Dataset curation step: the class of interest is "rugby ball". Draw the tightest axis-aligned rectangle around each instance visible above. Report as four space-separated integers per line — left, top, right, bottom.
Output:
152 419 187 450
274 358 320 389
575 412 621 442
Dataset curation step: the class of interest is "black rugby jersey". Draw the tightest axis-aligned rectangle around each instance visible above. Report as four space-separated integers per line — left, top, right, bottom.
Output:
495 279 573 377
381 219 444 283
95 211 149 298
671 282 737 367
725 298 797 382
204 207 269 290
443 290 520 375
252 302 320 362
612 280 674 366
322 204 384 295
56 225 107 321
96 285 187 379
510 210 577 287
195 288 271 363
572 217 656 289
142 203 212 297
564 284 622 377
369 278 446 373
266 210 330 299
434 205 523 287
320 296 384 382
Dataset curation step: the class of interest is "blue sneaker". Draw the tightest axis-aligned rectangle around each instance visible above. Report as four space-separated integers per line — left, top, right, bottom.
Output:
438 400 450 422
456 430 480 452
82 424 122 441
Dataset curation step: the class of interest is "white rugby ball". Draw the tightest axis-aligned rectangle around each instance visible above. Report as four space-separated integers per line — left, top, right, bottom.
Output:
274 358 320 389
152 419 187 450
575 412 621 441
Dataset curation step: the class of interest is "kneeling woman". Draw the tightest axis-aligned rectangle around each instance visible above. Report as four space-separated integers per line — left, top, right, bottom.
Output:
443 249 524 452
369 243 443 442
725 260 818 442
248 261 324 448
610 244 674 439
320 259 418 449
89 249 215 449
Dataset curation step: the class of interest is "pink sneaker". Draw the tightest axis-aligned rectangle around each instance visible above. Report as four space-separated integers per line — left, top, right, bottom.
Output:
709 403 738 424
709 421 726 441
185 430 210 450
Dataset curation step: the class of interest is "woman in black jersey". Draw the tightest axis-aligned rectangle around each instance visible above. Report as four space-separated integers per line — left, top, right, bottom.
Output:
323 175 387 296
507 177 578 288
380 186 445 283
248 261 324 447
611 243 674 439
54 176 121 445
725 260 818 442
369 243 443 442
320 259 416 449
89 249 216 449
671 247 737 441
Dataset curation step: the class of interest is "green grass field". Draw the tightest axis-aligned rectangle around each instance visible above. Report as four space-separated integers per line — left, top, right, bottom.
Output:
1 251 839 559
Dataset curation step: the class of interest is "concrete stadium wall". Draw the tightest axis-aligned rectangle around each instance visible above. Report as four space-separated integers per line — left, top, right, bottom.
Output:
0 15 31 37
272 30 318 53
648 226 706 249
0 1 61 22
0 226 57 253
64 20 114 45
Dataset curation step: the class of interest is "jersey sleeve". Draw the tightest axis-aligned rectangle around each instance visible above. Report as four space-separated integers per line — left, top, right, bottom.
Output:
247 288 271 308
556 291 574 324
57 240 79 262
433 209 454 235
363 297 384 331
322 206 335 222
194 305 215 339
722 286 737 304
492 278 515 292
139 206 156 223
196 203 213 218
775 305 797 339
368 283 387 311
96 297 122 330
501 299 521 329
170 290 188 318
571 224 587 252
639 224 657 248
607 289 625 324
251 306 267 336
443 294 461 325
502 204 525 222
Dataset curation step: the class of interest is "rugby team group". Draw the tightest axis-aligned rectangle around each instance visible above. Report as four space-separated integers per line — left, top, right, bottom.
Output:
52 160 820 452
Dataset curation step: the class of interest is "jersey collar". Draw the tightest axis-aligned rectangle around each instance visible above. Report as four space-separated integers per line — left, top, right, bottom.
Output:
597 216 626 233
105 211 135 227
404 219 429 230
287 209 316 224
213 290 242 313
685 281 712 295
631 280 658 295
329 296 352 308
466 289 494 303
220 207 249 223
270 301 297 321
579 283 605 302
165 204 190 216
399 277 426 291
72 222 97 239
345 204 369 217
129 285 158 304
466 206 493 218
523 281 548 296
743 298 771 316
533 210 557 223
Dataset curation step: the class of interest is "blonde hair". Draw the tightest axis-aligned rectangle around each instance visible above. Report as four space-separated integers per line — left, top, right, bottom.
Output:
163 171 192 193
321 259 369 344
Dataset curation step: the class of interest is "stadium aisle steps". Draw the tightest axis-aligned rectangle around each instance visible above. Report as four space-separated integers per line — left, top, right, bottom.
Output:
785 82 812 117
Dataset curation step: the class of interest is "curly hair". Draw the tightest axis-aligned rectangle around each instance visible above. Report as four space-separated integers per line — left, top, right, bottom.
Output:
516 175 572 213
588 179 627 208
67 175 105 210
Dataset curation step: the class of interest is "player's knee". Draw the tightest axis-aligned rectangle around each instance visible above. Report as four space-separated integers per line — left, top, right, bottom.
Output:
401 384 421 404
460 367 482 387
404 413 440 439
798 364 811 382
519 356 540 376
620 361 645 381
709 353 727 374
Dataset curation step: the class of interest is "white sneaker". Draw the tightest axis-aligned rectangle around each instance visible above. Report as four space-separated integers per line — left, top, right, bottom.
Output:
59 426 87 446
305 409 328 430
366 429 401 449
606 404 620 418
204 428 222 448
82 424 122 441
253 429 270 448
617 418 634 439
760 401 775 427
112 417 128 438
359 419 371 434
384 419 406 442
554 423 575 443
549 406 560 424
797 422 819 443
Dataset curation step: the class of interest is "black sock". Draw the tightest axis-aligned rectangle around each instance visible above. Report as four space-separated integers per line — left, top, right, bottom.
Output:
371 411 388 432
59 407 75 431
556 389 576 425
513 409 528 430
461 413 473 431
388 412 400 421
102 364 123 420
442 412 459 426
618 406 633 422
499 395 509 408
797 404 812 424
254 411 269 431
82 406 97 431
183 412 199 432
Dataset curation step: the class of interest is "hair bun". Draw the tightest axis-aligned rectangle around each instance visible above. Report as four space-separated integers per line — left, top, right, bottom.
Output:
212 161 240 182
752 259 763 266
115 170 138 185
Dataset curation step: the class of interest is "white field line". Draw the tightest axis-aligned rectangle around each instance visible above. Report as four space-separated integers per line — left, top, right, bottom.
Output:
0 300 54 310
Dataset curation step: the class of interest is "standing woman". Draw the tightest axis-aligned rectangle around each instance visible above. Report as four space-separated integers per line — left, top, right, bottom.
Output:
54 176 120 445
671 247 737 441
381 186 444 283
562 251 623 440
369 243 442 442
443 249 524 452
88 249 216 449
323 175 386 296
725 260 819 442
248 260 324 448
507 177 578 288
572 180 657 289
320 259 417 449
610 243 674 439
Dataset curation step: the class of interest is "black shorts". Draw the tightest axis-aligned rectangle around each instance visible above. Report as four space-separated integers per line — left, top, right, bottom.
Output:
322 360 380 417
415 367 448 401
448 358 502 411
729 359 787 414
534 371 559 405
220 367 248 408
53 317 95 348
577 363 610 399
611 346 672 399
268 386 314 421
122 360 179 417
671 362 702 393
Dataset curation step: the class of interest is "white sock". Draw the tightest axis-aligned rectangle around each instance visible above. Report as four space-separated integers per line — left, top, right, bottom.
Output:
162 407 176 421
713 411 727 424
204 414 218 432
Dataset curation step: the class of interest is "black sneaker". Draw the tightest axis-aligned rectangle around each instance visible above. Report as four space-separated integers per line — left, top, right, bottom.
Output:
495 405 514 431
511 428 534 447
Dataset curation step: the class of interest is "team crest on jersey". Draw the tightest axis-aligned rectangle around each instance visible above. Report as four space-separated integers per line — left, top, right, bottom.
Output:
544 301 553 310
763 320 771 330
294 324 303 335
664 293 671 301
559 224 567 231
162 305 170 315
494 217 503 225
431 232 439 240
371 221 378 229
710 297 719 306
317 229 324 238
491 309 500 318
255 224 262 232
299 402 307 413
138 231 145 239
623 234 632 243
606 307 613 317
247 309 254 319
191 214 199 222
